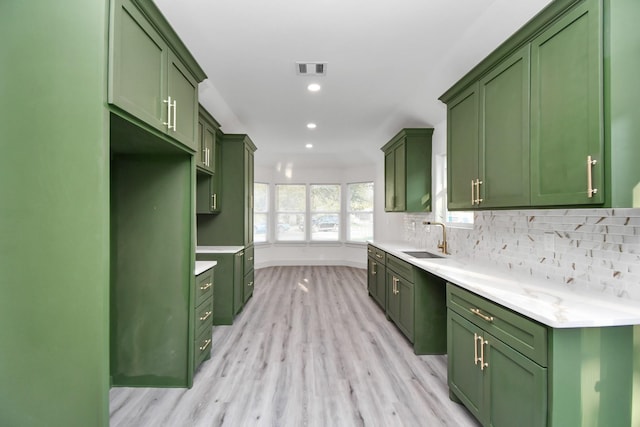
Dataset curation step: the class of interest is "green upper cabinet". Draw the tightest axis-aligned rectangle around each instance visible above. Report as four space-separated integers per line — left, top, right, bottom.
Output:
381 128 434 212
448 46 531 210
441 0 640 209
197 106 220 174
447 85 479 210
530 0 603 206
480 45 531 208
108 0 206 151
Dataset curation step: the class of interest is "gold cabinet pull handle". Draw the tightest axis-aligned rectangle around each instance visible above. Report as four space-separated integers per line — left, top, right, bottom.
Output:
248 281 253 287
471 179 475 205
480 339 488 370
473 333 481 366
375 254 383 259
587 155 598 198
236 251 244 257
200 282 212 291
172 99 177 132
199 339 212 351
475 179 483 204
470 307 493 322
213 193 217 210
372 262 377 275
199 310 212 321
248 257 254 261
163 96 173 129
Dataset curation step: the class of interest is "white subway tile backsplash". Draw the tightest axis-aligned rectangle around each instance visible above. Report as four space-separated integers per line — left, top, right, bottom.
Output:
403 208 640 300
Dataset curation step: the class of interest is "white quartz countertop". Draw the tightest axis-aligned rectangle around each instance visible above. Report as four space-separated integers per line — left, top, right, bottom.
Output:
195 261 217 276
196 245 245 254
370 241 640 328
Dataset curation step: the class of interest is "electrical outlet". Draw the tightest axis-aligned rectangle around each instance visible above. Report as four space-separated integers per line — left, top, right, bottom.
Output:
544 232 555 251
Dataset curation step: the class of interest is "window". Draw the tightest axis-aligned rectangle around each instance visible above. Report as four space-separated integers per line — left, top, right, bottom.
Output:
275 184 306 241
347 182 374 242
253 183 269 243
310 184 341 241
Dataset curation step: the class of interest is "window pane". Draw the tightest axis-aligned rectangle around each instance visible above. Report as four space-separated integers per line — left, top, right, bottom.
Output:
276 213 305 241
310 184 340 211
348 182 374 211
311 213 339 241
310 184 340 241
276 185 305 211
348 212 373 242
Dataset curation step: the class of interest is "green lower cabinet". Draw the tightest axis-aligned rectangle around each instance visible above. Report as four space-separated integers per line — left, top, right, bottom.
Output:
448 283 638 427
244 270 254 304
377 250 446 355
367 256 386 310
195 248 249 324
192 267 214 379
448 308 547 427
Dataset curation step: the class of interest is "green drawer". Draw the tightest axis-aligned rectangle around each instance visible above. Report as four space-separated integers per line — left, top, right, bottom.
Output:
194 327 212 368
244 245 254 276
195 268 214 307
368 245 386 264
447 283 547 367
387 254 414 284
195 295 213 339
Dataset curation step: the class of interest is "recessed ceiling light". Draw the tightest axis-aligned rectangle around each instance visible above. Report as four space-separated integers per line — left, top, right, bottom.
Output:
307 123 317 129
305 143 313 149
307 83 321 92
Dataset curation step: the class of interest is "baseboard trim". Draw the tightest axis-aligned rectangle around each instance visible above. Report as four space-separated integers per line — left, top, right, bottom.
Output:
255 260 366 270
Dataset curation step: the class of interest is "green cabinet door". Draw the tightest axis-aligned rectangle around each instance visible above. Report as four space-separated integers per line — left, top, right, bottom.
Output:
109 0 168 132
530 0 603 206
196 172 216 214
233 250 244 314
167 50 198 151
393 142 406 211
367 256 386 310
397 277 414 342
484 332 547 427
384 150 396 211
479 45 531 208
386 269 401 324
448 311 484 422
447 84 479 210
244 270 254 303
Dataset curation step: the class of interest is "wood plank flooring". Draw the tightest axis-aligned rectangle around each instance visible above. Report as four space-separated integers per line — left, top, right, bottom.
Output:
110 266 479 427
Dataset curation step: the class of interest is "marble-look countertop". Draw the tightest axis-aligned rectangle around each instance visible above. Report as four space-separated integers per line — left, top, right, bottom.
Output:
195 260 217 276
370 241 640 328
196 245 245 254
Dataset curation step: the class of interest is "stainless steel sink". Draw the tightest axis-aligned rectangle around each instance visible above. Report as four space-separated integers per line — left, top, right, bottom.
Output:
402 250 444 259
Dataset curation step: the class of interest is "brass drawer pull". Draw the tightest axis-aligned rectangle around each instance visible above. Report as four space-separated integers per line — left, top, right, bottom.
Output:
199 311 212 321
236 251 244 257
470 308 494 322
200 282 212 291
199 339 212 351
587 155 598 198
248 257 254 261
375 254 383 259
247 281 253 287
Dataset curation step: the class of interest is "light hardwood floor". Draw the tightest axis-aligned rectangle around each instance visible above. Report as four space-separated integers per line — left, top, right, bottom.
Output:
110 266 480 427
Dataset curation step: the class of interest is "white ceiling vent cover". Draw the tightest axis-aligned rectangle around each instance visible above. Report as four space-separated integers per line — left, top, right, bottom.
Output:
296 62 327 76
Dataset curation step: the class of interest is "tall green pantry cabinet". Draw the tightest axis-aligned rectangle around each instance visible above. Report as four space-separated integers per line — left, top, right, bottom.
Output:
1 2 111 426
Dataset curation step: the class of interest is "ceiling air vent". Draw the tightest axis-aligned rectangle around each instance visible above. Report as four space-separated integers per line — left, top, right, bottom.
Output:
296 62 327 76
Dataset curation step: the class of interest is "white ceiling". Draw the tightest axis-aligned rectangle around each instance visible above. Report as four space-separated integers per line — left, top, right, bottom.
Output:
155 0 553 169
